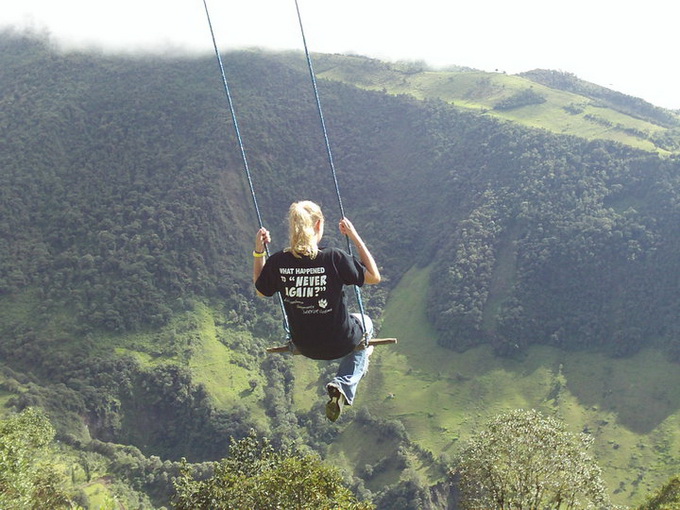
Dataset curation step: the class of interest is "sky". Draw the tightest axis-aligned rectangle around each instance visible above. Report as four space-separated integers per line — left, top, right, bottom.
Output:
3 0 679 110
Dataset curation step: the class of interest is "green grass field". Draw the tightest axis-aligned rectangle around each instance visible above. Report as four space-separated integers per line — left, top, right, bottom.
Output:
336 264 680 507
317 65 674 155
2 275 678 507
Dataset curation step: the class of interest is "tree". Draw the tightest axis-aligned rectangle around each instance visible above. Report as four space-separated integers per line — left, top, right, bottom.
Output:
0 408 79 509
173 431 374 509
455 409 611 510
493 88 547 110
638 475 680 510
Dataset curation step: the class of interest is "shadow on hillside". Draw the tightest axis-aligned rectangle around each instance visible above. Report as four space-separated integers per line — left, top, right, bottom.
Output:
561 349 680 434
382 264 679 436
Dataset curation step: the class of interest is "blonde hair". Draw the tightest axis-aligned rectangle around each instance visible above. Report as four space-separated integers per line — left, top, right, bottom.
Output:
287 201 324 259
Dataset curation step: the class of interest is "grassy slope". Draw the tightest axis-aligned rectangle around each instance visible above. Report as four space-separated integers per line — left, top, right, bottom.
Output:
2 278 679 506
106 302 271 429
187 304 265 415
0 292 275 507
316 59 677 155
336 264 680 507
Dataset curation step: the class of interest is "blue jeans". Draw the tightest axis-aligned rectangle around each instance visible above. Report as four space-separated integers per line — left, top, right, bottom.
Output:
327 313 373 405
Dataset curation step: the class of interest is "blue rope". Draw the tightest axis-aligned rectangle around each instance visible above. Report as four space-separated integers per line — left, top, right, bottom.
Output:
293 0 370 344
201 0 290 337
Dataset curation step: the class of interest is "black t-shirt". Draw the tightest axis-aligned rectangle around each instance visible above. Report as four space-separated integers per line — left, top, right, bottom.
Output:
255 247 366 360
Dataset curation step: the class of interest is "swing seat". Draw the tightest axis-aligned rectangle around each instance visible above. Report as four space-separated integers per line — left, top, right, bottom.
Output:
266 337 397 354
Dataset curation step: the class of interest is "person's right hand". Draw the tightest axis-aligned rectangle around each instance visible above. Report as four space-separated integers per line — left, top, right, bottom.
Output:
255 228 270 252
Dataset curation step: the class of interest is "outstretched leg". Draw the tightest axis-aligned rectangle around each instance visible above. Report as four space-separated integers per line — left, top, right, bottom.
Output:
326 314 373 421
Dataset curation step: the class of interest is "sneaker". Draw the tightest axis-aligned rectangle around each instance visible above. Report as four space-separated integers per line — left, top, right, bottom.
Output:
325 386 345 422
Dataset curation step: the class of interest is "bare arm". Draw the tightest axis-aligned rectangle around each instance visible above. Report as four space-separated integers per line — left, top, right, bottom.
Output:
339 218 381 285
253 227 270 295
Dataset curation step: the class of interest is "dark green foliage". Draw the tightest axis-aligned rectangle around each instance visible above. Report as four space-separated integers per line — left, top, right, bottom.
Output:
86 439 205 508
426 122 680 357
638 475 680 509
455 409 611 509
0 324 262 464
0 408 78 509
372 479 435 510
116 364 260 461
493 87 547 110
5 32 680 360
172 431 375 509
0 31 255 332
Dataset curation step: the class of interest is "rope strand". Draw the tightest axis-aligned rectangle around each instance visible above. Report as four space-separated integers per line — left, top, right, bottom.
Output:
202 0 290 336
293 0 345 220
293 0 369 343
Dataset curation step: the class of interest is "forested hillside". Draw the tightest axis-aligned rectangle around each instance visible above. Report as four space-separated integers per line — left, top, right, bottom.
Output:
3 32 680 358
424 123 680 358
1 31 679 508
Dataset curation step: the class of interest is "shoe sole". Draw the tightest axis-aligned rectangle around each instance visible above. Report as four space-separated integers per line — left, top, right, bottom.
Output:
325 387 344 422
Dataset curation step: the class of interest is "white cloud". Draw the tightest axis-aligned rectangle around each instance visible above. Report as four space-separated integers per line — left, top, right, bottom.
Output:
2 0 679 109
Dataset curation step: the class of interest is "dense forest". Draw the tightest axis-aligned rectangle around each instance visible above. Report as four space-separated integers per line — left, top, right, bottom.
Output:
425 120 680 359
1 31 679 508
3 32 680 360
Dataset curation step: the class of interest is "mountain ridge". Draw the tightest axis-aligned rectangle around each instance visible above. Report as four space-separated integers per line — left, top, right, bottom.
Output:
306 52 680 154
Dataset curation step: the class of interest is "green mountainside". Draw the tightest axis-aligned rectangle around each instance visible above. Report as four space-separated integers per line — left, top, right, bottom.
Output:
310 54 680 155
1 32 679 508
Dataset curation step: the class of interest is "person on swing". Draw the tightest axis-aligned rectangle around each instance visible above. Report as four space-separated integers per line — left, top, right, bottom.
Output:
253 200 381 421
